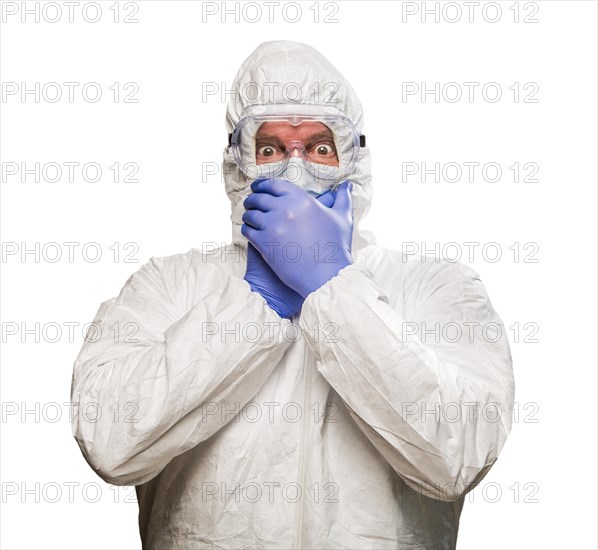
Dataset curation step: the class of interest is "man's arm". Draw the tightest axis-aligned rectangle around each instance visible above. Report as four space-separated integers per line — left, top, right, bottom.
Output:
298 258 515 502
71 252 293 486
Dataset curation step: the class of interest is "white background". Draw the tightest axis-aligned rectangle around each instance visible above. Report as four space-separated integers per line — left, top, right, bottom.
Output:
1 1 596 548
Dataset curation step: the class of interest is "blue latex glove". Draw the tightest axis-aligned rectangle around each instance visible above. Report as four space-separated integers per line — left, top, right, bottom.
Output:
241 179 354 299
244 242 305 319
242 187 338 318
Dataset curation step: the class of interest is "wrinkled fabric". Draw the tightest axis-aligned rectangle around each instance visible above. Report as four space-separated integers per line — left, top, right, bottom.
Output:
70 41 515 549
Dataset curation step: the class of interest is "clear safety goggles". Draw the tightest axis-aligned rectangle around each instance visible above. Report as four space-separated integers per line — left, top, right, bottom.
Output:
228 105 366 183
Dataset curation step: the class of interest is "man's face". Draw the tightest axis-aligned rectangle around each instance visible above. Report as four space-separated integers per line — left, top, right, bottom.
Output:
255 121 339 167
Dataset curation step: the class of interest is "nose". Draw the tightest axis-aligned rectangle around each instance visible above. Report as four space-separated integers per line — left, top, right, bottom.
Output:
287 140 305 159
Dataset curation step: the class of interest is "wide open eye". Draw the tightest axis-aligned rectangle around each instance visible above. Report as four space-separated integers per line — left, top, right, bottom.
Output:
256 145 283 158
315 143 334 156
308 141 338 163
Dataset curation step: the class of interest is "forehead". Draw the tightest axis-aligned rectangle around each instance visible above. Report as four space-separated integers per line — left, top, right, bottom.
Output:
255 121 333 140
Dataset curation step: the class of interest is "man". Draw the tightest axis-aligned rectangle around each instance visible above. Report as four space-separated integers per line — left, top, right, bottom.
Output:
71 41 515 549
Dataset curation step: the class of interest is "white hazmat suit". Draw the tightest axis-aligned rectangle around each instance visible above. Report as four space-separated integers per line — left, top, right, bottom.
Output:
71 41 515 549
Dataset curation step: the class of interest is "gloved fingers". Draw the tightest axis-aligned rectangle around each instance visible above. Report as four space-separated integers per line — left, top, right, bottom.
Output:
250 178 293 197
241 223 260 246
243 192 277 212
315 189 336 208
242 209 267 230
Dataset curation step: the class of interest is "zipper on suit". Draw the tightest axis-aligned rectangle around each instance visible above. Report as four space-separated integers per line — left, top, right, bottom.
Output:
293 343 312 550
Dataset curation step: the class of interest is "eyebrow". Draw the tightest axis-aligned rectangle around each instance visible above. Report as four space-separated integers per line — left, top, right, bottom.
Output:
305 132 335 145
255 135 286 148
255 131 334 146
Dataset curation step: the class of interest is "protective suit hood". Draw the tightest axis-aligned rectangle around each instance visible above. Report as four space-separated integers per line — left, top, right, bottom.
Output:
222 40 375 251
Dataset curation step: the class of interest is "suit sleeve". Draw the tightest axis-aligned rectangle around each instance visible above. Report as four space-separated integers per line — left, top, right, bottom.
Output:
298 259 515 501
70 255 292 486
